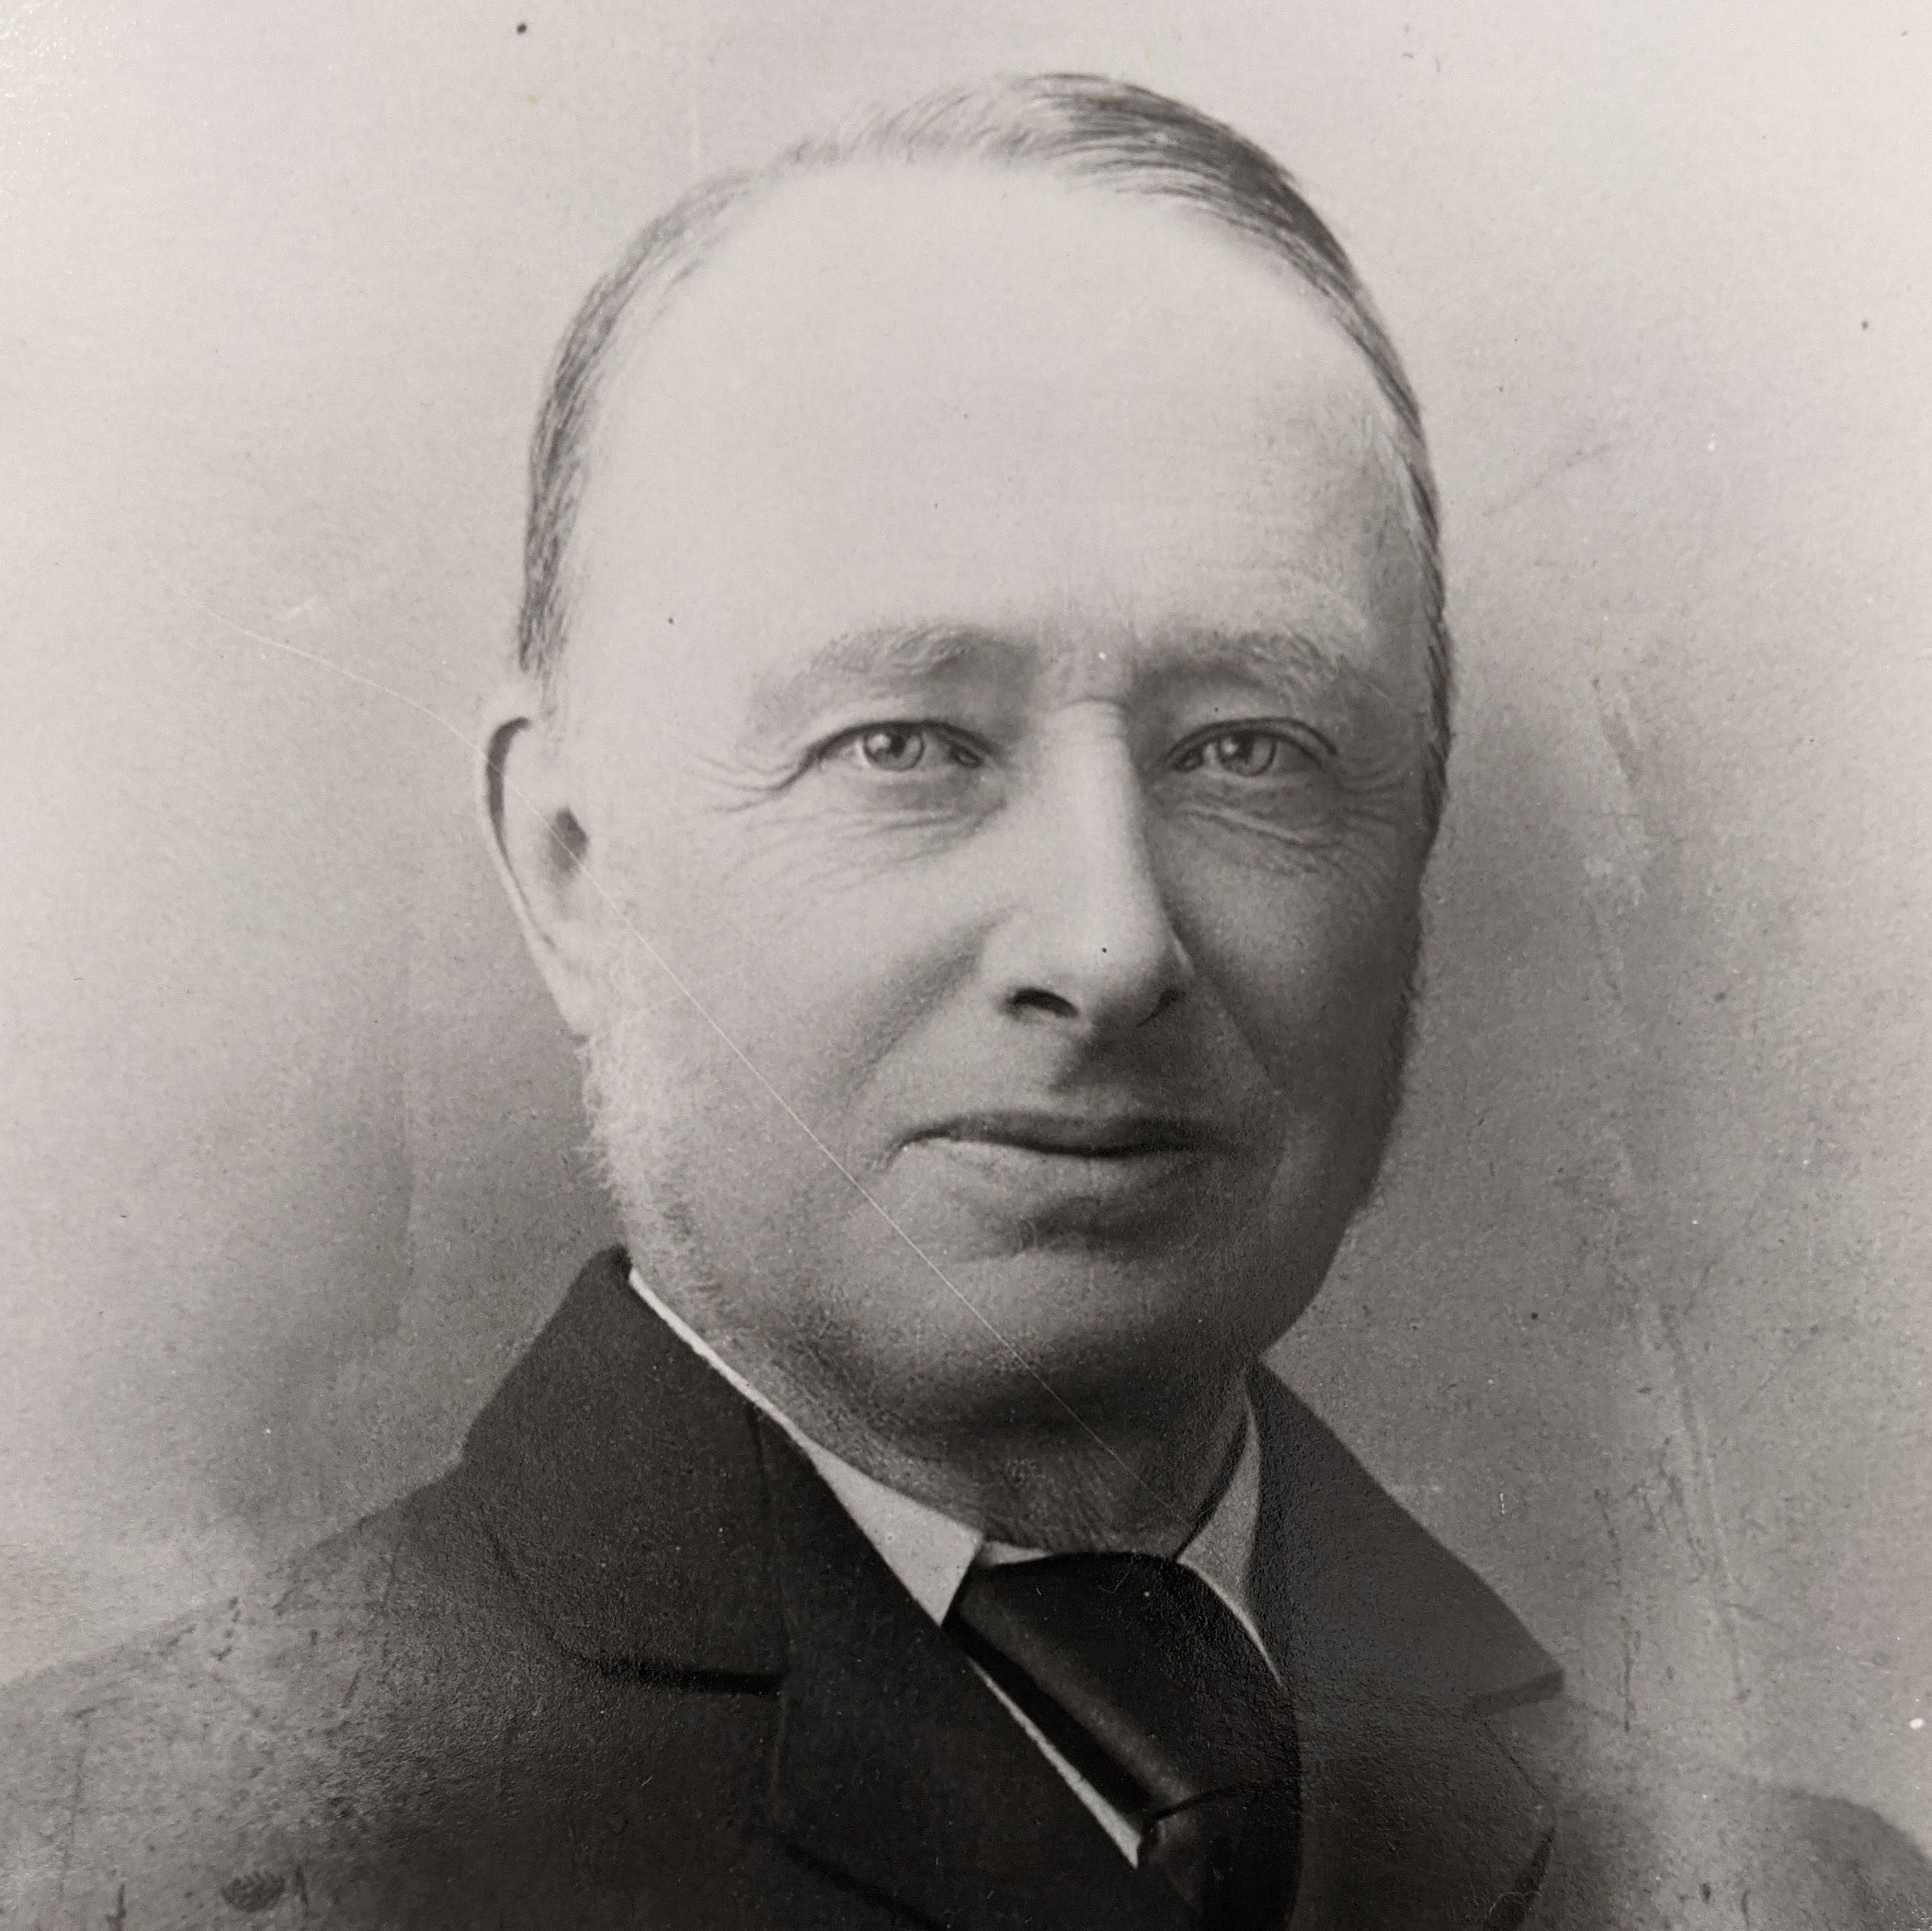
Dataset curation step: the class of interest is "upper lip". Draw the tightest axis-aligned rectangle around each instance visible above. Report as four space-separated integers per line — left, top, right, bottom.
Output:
913 1111 1210 1157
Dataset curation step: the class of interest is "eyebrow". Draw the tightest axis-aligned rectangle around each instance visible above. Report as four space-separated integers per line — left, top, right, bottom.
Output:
745 619 1404 733
1155 626 1383 693
745 624 1026 733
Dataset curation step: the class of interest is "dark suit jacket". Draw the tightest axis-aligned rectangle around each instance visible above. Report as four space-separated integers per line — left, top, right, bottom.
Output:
4 1250 1928 1929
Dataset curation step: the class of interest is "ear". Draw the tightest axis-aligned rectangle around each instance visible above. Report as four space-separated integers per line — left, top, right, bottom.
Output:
479 685 612 1039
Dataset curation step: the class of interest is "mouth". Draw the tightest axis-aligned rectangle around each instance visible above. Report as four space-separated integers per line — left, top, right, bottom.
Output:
897 1111 1221 1226
914 1111 1209 1158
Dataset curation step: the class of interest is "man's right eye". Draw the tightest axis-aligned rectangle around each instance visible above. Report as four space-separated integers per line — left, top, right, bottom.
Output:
821 724 983 774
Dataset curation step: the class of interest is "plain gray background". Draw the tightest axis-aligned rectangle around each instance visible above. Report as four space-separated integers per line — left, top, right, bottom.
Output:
2 0 1926 1851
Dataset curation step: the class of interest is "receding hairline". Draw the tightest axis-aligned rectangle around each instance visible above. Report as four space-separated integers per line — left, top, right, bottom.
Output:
516 74 1453 831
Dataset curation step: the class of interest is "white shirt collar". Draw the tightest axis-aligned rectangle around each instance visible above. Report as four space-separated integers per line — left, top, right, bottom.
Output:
628 1267 1270 1662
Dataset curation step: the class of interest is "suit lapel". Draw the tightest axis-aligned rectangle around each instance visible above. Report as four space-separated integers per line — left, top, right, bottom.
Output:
463 1251 1183 1929
759 1421 1189 1931
1246 1369 1555 1930
458 1248 788 1677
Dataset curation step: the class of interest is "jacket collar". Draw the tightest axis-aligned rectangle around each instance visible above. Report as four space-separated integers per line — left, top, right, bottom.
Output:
460 1250 1179 1927
460 1249 1556 1928
1246 1369 1558 1929
459 1247 787 1678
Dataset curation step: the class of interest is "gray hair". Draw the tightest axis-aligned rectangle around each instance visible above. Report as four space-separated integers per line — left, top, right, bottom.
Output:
517 73 1451 832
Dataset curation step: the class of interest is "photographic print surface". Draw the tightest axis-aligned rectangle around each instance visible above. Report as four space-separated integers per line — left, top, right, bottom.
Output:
1 5 1927 1925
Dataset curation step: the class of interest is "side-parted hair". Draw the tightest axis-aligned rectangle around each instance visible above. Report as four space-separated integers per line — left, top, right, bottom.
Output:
517 73 1452 833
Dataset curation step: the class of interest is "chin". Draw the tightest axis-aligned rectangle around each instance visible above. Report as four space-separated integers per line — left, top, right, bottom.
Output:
835 1240 1300 1433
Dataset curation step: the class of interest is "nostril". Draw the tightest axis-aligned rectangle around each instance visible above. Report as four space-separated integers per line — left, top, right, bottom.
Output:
1009 986 1079 1021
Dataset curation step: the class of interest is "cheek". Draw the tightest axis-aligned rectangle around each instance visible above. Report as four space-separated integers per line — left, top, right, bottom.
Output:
1181 846 1418 1087
605 812 968 1128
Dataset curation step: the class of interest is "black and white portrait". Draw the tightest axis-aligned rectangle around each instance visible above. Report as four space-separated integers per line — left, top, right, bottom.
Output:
2 6 1927 1926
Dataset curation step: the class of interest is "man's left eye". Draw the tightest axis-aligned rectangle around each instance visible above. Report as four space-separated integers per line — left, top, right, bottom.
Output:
1173 729 1302 778
856 724 927 771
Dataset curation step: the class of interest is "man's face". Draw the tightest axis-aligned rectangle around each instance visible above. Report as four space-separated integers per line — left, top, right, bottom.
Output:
558 166 1434 1450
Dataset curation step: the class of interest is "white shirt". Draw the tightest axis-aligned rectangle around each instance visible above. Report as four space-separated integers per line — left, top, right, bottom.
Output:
629 1269 1274 1863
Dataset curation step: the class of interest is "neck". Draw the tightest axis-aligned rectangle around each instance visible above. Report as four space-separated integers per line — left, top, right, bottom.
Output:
892 1385 1253 1555
799 1373 1253 1556
636 1271 1250 1552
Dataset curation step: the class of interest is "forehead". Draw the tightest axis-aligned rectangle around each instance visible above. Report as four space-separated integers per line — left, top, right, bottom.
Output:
568 164 1427 726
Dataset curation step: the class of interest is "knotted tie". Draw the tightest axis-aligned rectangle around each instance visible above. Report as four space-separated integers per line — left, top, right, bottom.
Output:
948 1553 1300 1929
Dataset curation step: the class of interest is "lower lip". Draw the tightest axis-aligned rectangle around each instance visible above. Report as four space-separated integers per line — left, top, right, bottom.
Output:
903 1136 1211 1218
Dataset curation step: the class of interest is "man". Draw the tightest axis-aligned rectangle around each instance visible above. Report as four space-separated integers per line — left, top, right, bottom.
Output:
3 74 1926 1931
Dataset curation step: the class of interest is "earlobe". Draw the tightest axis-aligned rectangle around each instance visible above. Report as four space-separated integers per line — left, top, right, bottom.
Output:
479 695 609 1039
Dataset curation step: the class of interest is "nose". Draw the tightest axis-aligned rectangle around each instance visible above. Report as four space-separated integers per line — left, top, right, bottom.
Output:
983 728 1194 1042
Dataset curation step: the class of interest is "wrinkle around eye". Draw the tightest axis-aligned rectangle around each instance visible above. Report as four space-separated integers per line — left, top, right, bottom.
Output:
1153 735 1423 870
1161 791 1346 860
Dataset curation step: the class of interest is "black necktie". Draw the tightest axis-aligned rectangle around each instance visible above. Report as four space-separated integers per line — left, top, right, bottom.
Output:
947 1553 1300 1929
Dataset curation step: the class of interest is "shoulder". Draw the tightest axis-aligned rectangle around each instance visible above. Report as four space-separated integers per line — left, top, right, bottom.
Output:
0 1499 417 1750
0 1470 785 1930
1494 1671 1932 1927
1248 1373 1932 1927
0 1503 417 1921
